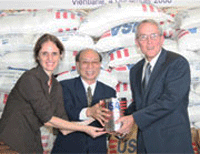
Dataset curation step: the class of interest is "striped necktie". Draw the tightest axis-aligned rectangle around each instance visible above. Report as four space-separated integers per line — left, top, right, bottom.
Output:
87 86 92 107
142 62 151 90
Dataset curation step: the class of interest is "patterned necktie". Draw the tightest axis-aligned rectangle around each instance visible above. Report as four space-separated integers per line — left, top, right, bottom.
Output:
87 86 92 107
142 62 151 90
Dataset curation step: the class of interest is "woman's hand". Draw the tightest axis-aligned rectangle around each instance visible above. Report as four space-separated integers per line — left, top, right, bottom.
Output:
60 118 95 135
84 126 106 138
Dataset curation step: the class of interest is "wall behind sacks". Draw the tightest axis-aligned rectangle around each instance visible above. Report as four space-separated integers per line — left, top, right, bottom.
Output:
0 1 200 153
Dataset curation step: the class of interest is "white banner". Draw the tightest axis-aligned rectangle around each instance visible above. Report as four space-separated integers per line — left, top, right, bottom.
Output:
0 0 200 10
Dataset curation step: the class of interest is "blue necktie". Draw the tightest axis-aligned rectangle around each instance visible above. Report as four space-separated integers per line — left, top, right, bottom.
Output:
142 63 151 90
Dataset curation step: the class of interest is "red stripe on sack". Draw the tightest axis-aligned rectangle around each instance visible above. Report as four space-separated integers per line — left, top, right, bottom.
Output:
63 12 68 19
73 51 78 56
163 31 167 37
120 104 127 107
120 107 127 110
116 83 120 92
109 139 118 143
192 142 197 146
58 28 63 32
158 8 162 12
3 94 8 104
110 150 117 154
66 28 70 31
58 71 69 76
116 50 122 59
56 12 60 19
124 48 129 57
115 66 127 71
101 31 111 38
120 101 126 106
109 145 117 149
71 13 75 19
123 83 128 91
178 31 189 39
160 21 164 25
110 53 114 61
72 66 76 70
149 4 154 12
171 14 175 17
142 4 147 12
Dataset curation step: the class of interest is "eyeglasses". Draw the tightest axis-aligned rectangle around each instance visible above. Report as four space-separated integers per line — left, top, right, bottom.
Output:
137 33 160 41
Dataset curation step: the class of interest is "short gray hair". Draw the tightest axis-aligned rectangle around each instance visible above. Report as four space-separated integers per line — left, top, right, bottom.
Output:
135 19 163 39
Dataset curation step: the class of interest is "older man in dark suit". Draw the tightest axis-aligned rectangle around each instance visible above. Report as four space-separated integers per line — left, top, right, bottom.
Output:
115 19 194 153
52 48 116 154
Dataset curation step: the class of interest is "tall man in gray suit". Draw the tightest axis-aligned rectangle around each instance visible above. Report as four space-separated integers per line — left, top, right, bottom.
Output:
115 19 194 153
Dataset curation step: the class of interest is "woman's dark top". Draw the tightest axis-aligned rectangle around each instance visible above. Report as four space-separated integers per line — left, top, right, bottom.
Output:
0 65 68 153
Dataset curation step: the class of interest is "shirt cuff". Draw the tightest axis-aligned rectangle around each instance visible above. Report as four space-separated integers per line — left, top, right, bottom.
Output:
79 107 91 120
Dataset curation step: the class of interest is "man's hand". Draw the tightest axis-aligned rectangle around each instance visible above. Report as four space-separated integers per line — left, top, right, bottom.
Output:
86 100 111 126
115 115 135 135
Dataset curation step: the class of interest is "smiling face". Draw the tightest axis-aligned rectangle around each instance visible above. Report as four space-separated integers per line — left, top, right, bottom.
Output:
37 41 62 76
76 49 101 85
135 22 164 62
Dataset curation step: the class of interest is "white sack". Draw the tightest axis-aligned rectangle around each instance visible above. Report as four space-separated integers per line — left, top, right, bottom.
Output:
31 32 95 52
0 69 25 93
108 47 143 67
109 65 133 83
175 7 200 29
190 61 200 83
54 51 77 74
0 9 83 34
189 91 200 106
188 105 200 123
0 51 36 70
78 2 174 37
95 22 138 52
0 34 33 55
177 30 200 61
192 82 200 94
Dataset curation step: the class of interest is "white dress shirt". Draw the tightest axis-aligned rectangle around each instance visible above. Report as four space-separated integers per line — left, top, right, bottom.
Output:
142 50 162 81
79 78 97 120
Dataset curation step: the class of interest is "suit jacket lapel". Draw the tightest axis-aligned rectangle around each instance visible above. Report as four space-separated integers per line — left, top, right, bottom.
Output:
92 81 104 105
144 49 167 98
76 77 88 107
135 59 145 109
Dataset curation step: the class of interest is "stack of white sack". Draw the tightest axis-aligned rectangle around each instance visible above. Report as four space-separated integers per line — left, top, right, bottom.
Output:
0 32 95 74
78 2 174 38
0 9 91 153
95 20 175 52
0 9 83 34
174 7 200 128
0 3 200 152
176 29 200 62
